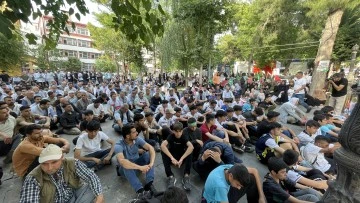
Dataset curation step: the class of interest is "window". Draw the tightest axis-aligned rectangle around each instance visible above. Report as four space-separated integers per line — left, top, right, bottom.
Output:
79 51 89 59
78 40 91 47
91 53 101 59
82 63 94 71
77 28 89 36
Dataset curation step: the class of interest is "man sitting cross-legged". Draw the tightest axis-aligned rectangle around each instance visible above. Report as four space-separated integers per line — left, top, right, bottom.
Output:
255 122 301 164
160 122 194 191
13 124 70 178
74 120 115 170
114 124 157 199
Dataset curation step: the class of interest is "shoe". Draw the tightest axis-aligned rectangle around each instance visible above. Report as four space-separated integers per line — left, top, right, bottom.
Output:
149 184 158 196
182 176 191 191
306 107 312 113
136 190 152 200
154 143 161 152
167 176 177 189
232 144 244 153
243 145 255 153
244 139 253 147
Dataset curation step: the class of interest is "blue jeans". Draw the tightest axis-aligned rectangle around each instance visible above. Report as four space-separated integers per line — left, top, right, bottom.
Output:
117 152 154 192
84 148 113 169
289 188 321 202
292 94 309 109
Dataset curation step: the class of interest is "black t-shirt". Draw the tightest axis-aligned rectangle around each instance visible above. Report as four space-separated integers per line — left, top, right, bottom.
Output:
182 127 202 142
263 173 296 203
167 134 188 152
257 120 271 138
332 78 348 97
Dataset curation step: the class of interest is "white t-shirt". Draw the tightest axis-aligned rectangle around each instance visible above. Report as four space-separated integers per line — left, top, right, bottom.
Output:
158 116 176 128
287 169 302 183
264 137 284 149
75 131 109 156
233 113 246 121
297 130 317 147
186 112 202 120
301 143 331 173
294 77 307 94
86 103 104 117
214 119 225 130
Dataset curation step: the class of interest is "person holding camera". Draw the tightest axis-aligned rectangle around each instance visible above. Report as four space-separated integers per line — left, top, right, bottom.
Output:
327 73 348 115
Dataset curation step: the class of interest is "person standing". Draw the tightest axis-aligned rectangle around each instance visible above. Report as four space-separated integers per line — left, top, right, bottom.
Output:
293 71 312 113
327 73 348 115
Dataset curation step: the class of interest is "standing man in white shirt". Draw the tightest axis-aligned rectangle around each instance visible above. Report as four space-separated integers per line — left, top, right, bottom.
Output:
293 71 311 113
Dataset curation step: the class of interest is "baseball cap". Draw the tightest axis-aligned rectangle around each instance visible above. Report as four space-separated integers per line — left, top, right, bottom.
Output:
39 144 63 163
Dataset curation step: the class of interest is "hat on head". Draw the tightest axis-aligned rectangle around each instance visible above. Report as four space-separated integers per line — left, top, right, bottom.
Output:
165 108 175 114
39 144 63 163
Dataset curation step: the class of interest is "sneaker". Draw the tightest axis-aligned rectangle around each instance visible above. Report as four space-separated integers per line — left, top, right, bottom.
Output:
232 144 244 153
167 176 177 189
149 184 158 196
243 145 255 153
154 143 161 152
182 176 191 191
137 190 152 200
244 139 253 147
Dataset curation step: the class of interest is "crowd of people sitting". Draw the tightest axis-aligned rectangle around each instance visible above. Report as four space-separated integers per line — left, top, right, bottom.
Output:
0 69 348 203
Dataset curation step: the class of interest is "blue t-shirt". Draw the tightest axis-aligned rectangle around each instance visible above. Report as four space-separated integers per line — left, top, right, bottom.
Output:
320 124 335 135
203 164 232 202
242 103 252 113
114 137 146 162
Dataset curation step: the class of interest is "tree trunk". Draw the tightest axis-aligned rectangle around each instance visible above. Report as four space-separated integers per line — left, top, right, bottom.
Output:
247 52 253 74
199 64 203 86
309 9 344 96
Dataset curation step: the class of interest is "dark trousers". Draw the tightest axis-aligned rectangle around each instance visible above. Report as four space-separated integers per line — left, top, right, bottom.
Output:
225 125 242 146
83 148 114 169
191 141 202 161
201 174 259 203
0 134 21 156
161 149 192 177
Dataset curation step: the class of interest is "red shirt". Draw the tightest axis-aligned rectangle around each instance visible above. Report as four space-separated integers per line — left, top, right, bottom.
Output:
200 123 217 142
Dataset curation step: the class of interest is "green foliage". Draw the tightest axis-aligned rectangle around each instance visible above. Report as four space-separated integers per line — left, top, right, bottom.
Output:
0 32 27 71
63 57 82 72
33 45 64 71
95 55 117 72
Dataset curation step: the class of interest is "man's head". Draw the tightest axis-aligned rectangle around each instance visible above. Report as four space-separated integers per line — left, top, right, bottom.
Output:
187 117 197 131
93 99 101 108
296 71 303 79
283 149 300 167
313 114 327 126
215 110 227 122
134 113 145 124
0 103 9 121
86 120 101 139
172 122 184 138
20 105 31 117
39 144 64 175
62 103 73 113
4 96 14 107
268 157 288 181
25 124 43 141
253 107 264 117
189 105 197 114
314 135 331 148
25 91 34 99
249 98 256 105
47 91 54 98
305 120 321 134
39 99 50 109
122 123 138 140
34 96 42 104
165 108 175 118
161 187 189 203
227 164 251 190
267 111 280 122
206 114 216 125
331 73 342 82
84 110 94 121
162 100 169 108
268 122 282 136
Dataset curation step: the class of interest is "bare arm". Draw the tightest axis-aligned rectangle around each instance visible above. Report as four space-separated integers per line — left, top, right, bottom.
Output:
142 143 156 167
180 141 194 161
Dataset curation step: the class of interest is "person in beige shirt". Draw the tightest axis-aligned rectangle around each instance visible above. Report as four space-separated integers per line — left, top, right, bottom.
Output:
13 124 70 177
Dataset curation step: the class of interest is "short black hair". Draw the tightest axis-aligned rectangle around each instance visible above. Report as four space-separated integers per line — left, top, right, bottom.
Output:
39 99 50 105
134 113 144 122
313 114 326 122
233 105 242 112
228 164 250 187
187 117 196 124
206 114 215 123
315 135 330 143
145 112 154 117
174 107 182 112
86 120 101 131
215 110 227 118
254 107 264 116
122 123 135 138
162 100 169 104
210 100 217 105
321 106 334 114
267 111 280 119
93 99 101 104
283 150 299 166
20 105 30 111
83 109 94 115
268 122 282 130
249 98 256 103
189 105 197 111
305 120 321 128
313 110 324 116
25 124 42 135
226 107 234 113
161 187 189 203
34 95 41 100
268 157 288 173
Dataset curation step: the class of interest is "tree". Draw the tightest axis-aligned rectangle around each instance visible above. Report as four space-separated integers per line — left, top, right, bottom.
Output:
1 0 165 48
95 55 117 72
0 32 27 71
33 45 64 71
63 57 82 72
